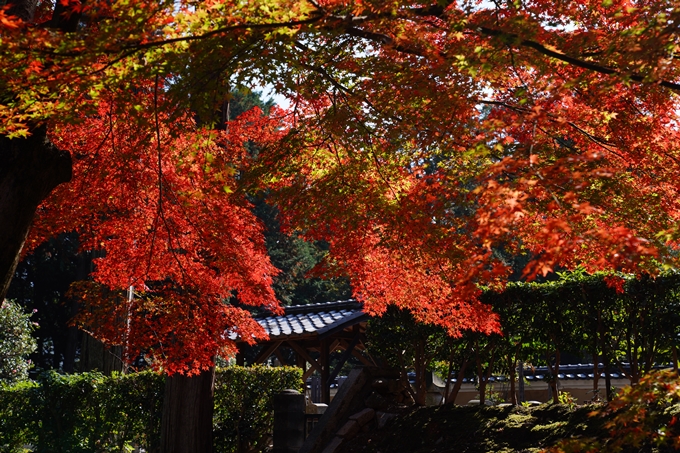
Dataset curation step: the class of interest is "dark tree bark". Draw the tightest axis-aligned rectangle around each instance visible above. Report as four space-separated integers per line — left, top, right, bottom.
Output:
6 0 38 21
413 338 428 406
508 363 517 405
546 348 561 404
0 127 72 301
79 333 124 374
445 358 470 405
161 368 216 453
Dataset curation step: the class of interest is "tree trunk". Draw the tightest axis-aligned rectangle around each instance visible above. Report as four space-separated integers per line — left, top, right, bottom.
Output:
547 349 561 404
0 128 72 301
414 338 427 406
509 364 517 405
161 368 215 453
80 333 124 374
445 358 470 405
592 351 599 394
6 0 38 21
442 350 454 406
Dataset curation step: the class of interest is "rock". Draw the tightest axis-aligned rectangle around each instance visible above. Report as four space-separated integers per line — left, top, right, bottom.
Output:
349 408 376 427
376 411 398 429
336 420 360 439
321 436 345 453
365 392 389 410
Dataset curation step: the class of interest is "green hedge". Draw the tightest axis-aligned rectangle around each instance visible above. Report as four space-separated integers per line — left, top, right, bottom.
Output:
0 366 302 453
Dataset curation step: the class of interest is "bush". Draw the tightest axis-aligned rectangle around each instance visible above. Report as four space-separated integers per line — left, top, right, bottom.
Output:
548 370 680 453
0 370 164 453
0 300 37 385
0 366 302 453
214 366 303 453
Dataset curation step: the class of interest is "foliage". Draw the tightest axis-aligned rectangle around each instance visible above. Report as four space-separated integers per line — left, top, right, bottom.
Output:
0 366 301 453
6 233 82 372
367 305 449 369
4 0 680 369
337 402 604 453
213 365 303 453
557 391 577 409
548 370 680 453
252 186 352 307
0 370 164 453
481 271 680 386
370 271 680 407
367 305 452 404
27 90 285 374
0 300 37 385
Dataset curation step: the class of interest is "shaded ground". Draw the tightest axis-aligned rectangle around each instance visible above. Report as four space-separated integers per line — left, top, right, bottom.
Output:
337 403 605 453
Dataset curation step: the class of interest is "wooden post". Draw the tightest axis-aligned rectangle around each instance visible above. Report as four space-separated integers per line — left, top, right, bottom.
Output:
320 339 330 404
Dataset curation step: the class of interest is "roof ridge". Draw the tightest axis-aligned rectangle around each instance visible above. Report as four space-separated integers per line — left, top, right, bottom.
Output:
283 299 361 314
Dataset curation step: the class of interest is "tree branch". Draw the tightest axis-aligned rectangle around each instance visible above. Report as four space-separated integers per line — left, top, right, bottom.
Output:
478 26 680 92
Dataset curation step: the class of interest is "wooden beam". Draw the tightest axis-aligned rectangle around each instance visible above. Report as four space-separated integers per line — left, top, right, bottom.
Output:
253 341 283 364
328 332 361 385
302 366 316 381
352 349 374 366
286 341 322 374
274 347 290 366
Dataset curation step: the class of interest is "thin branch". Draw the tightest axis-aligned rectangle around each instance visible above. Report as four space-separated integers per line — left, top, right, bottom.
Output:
478 26 680 92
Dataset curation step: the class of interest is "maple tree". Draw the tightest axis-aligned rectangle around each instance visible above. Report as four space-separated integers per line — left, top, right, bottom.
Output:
26 89 285 374
1 0 680 383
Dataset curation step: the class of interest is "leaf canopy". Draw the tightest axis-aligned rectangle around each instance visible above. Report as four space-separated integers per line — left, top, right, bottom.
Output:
3 0 680 370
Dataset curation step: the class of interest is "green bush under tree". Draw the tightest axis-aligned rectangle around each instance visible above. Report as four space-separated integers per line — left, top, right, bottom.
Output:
0 366 302 453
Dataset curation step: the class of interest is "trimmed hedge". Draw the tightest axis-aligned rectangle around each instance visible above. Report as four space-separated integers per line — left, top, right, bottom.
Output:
0 366 302 453
213 366 304 453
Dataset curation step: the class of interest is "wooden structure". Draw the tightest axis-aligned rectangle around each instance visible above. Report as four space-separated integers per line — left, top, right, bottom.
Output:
237 300 374 403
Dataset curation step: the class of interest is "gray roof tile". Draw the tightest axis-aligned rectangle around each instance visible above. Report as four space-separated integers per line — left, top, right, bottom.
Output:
249 300 366 340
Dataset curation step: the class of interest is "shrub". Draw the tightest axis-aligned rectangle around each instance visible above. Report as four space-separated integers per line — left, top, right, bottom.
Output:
0 366 302 453
0 300 37 385
213 365 304 453
548 370 680 453
0 370 164 453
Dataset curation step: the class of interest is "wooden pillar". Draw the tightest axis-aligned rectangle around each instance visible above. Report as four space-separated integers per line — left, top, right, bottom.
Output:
320 339 330 404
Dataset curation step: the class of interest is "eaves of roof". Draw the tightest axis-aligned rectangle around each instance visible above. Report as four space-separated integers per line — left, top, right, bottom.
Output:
250 299 367 342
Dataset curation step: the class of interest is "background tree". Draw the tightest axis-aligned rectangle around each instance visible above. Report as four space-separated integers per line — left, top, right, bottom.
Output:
6 233 82 373
367 306 450 405
609 274 680 384
4 0 680 447
482 287 532 405
3 0 680 332
0 299 37 385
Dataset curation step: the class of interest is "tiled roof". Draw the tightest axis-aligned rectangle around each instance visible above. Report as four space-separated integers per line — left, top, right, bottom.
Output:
254 299 366 340
444 363 670 383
